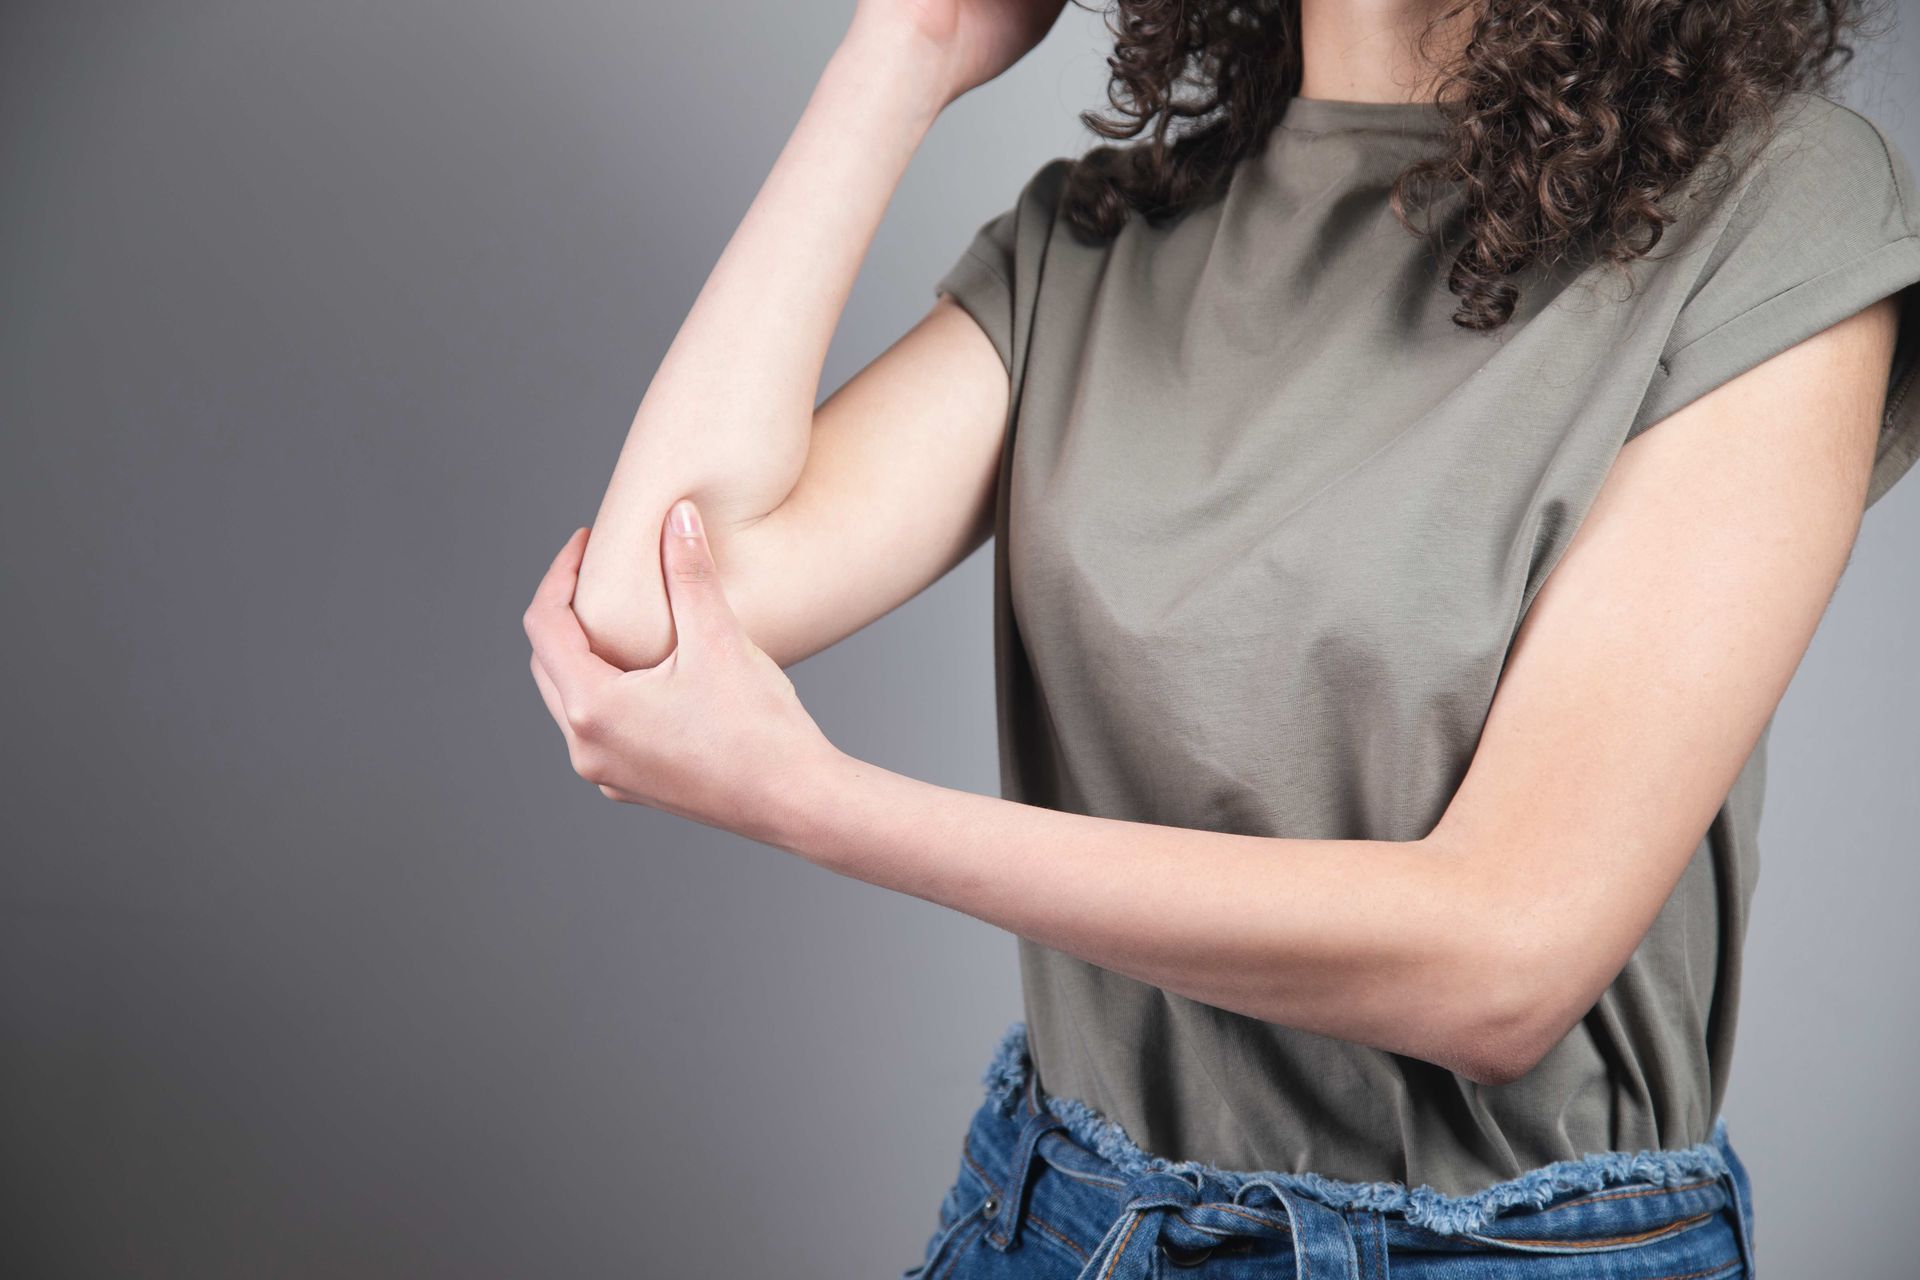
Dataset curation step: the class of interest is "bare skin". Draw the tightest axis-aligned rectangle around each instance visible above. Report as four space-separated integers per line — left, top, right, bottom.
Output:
528 0 1905 1087
1297 0 1477 103
566 2 1062 672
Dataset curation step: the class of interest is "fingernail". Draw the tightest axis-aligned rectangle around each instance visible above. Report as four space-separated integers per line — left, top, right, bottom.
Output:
670 500 701 537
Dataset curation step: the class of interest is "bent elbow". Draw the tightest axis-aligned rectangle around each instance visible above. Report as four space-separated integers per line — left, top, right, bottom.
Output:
570 574 676 672
1416 831 1600 1088
1443 917 1583 1088
1457 1030 1552 1088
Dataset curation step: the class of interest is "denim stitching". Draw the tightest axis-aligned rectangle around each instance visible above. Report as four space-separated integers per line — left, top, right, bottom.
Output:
959 1134 1094 1262
1473 1208 1715 1249
960 1143 996 1196
1024 1213 1091 1261
1209 1203 1293 1233
1101 1215 1144 1280
1043 1160 1128 1191
1532 1175 1718 1216
979 1019 1740 1238
930 1216 989 1280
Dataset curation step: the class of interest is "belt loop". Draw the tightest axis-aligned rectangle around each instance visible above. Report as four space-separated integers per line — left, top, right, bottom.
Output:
984 1106 1066 1252
1347 1206 1390 1280
1715 1118 1759 1278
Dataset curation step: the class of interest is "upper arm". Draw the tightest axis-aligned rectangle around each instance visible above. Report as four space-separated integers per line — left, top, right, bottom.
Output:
719 291 1010 668
1430 294 1901 1083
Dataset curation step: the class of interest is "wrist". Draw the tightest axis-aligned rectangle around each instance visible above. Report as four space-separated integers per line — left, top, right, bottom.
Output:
742 736 861 860
829 16 956 129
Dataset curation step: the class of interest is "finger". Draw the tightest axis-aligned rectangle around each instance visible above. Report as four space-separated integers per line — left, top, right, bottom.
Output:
533 651 605 788
524 528 623 707
526 599 619 710
532 526 590 610
529 651 569 737
658 498 741 664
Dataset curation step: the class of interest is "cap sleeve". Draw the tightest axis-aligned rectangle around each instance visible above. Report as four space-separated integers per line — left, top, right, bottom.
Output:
933 157 1076 375
1625 94 1920 509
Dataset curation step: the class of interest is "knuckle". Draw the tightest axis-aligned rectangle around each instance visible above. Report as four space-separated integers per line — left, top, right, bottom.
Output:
568 743 604 783
671 555 716 584
565 698 603 738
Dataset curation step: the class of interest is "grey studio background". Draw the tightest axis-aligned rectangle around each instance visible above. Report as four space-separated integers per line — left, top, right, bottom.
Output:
3 2 1917 1276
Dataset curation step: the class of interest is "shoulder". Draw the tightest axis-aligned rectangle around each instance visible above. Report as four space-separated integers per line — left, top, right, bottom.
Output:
1623 91 1920 507
1714 90 1917 241
1025 155 1079 203
932 156 1085 372
958 155 1081 274
1004 155 1081 248
1770 90 1911 185
1650 90 1920 345
984 155 1077 229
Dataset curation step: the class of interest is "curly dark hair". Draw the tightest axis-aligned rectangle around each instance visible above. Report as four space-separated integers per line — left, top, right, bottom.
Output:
1063 0 1893 330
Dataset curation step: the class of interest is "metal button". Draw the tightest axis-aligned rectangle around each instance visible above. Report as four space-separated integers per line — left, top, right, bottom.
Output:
1159 1241 1218 1268
980 1194 1000 1218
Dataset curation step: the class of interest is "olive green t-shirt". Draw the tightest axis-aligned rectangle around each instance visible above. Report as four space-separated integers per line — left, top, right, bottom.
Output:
934 88 1920 1196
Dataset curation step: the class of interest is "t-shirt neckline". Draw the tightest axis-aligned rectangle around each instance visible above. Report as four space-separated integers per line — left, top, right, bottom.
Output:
1276 94 1450 136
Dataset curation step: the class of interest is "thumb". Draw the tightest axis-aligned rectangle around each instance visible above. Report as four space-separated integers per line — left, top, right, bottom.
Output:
660 498 740 660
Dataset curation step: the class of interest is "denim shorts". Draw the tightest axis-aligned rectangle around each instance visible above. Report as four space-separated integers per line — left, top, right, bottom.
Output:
903 1022 1757 1280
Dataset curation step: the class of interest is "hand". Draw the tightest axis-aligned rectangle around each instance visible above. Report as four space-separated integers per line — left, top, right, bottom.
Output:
850 0 1072 109
523 503 839 842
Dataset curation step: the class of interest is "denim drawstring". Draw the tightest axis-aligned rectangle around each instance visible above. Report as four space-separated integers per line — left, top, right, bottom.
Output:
979 1052 1366 1278
1069 1166 1362 1280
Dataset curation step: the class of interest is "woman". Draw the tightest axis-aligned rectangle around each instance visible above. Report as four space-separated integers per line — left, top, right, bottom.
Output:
522 0 1920 1274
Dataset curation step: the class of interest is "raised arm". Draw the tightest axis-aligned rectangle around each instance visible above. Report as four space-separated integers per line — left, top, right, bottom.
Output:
572 2 1066 671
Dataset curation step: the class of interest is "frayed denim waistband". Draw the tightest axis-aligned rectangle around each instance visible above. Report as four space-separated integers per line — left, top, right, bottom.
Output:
978 1019 1738 1238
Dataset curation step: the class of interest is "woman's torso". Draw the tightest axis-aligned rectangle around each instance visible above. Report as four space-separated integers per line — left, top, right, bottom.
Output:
948 89 1920 1195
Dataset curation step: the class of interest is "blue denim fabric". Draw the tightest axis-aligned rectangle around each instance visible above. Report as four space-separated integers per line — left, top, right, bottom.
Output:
903 1022 1757 1280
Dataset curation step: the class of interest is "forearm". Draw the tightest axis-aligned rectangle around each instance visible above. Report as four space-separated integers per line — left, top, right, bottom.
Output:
574 20 950 668
765 749 1525 1084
